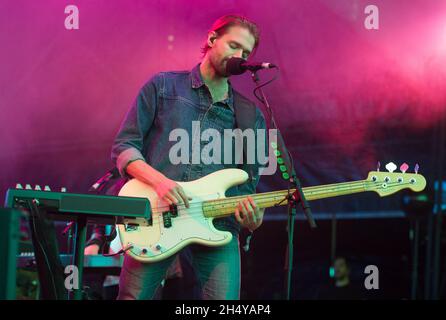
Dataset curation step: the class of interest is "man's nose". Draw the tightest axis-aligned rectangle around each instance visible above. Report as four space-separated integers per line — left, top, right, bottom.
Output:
233 49 243 58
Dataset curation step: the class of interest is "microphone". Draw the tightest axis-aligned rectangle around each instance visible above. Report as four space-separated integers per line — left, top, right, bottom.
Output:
226 57 276 75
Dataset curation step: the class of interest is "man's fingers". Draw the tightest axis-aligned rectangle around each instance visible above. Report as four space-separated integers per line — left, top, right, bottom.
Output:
238 201 248 220
242 199 256 224
235 200 263 230
248 197 260 220
164 193 176 206
176 187 190 208
171 189 185 206
235 208 243 224
162 196 174 208
248 196 257 212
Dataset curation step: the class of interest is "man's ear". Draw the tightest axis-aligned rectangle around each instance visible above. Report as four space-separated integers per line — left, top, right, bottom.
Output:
207 31 218 47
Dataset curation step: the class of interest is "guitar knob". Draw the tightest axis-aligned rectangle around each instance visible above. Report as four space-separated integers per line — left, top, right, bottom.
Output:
15 183 23 189
34 185 42 191
385 162 397 173
414 163 420 174
44 185 51 191
25 184 32 190
400 163 409 174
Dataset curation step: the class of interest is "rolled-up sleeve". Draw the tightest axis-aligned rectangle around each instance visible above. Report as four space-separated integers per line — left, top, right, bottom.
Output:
111 75 159 177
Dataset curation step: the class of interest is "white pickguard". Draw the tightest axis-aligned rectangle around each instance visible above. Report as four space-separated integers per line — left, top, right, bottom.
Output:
116 168 249 263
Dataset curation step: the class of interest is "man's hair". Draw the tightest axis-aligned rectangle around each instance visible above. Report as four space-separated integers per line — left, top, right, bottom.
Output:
201 14 260 57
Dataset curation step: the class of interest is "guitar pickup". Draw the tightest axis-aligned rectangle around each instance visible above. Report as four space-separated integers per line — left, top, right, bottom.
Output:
162 212 172 228
169 204 178 217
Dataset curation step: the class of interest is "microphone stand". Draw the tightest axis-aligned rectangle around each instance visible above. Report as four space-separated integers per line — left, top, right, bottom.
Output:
250 70 317 300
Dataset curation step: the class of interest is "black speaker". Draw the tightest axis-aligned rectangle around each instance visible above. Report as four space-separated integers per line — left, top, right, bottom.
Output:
0 208 21 300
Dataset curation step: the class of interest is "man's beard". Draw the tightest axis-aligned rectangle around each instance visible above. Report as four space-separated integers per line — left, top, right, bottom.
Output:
212 56 230 78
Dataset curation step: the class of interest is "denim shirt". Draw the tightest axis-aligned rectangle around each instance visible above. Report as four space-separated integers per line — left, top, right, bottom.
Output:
111 63 266 234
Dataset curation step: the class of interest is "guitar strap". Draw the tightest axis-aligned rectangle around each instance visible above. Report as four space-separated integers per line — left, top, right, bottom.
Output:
232 91 258 252
232 91 256 182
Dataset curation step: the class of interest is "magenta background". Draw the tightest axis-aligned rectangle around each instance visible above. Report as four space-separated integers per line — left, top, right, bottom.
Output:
1 0 445 206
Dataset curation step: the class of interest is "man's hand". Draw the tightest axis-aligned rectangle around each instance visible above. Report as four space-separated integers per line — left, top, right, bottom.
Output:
84 244 100 255
126 160 191 208
235 196 264 231
154 177 192 208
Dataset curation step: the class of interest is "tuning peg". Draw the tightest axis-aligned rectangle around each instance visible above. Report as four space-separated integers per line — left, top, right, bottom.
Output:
34 185 41 191
385 162 397 173
44 185 51 191
15 183 23 189
25 184 32 190
376 161 381 172
400 163 409 174
414 163 419 174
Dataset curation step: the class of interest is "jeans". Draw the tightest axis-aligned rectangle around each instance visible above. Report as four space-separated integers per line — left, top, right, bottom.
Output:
117 234 241 300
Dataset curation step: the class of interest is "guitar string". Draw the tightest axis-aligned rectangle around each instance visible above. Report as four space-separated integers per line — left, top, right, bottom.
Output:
149 179 413 212
129 180 418 224
146 180 416 217
141 179 369 213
